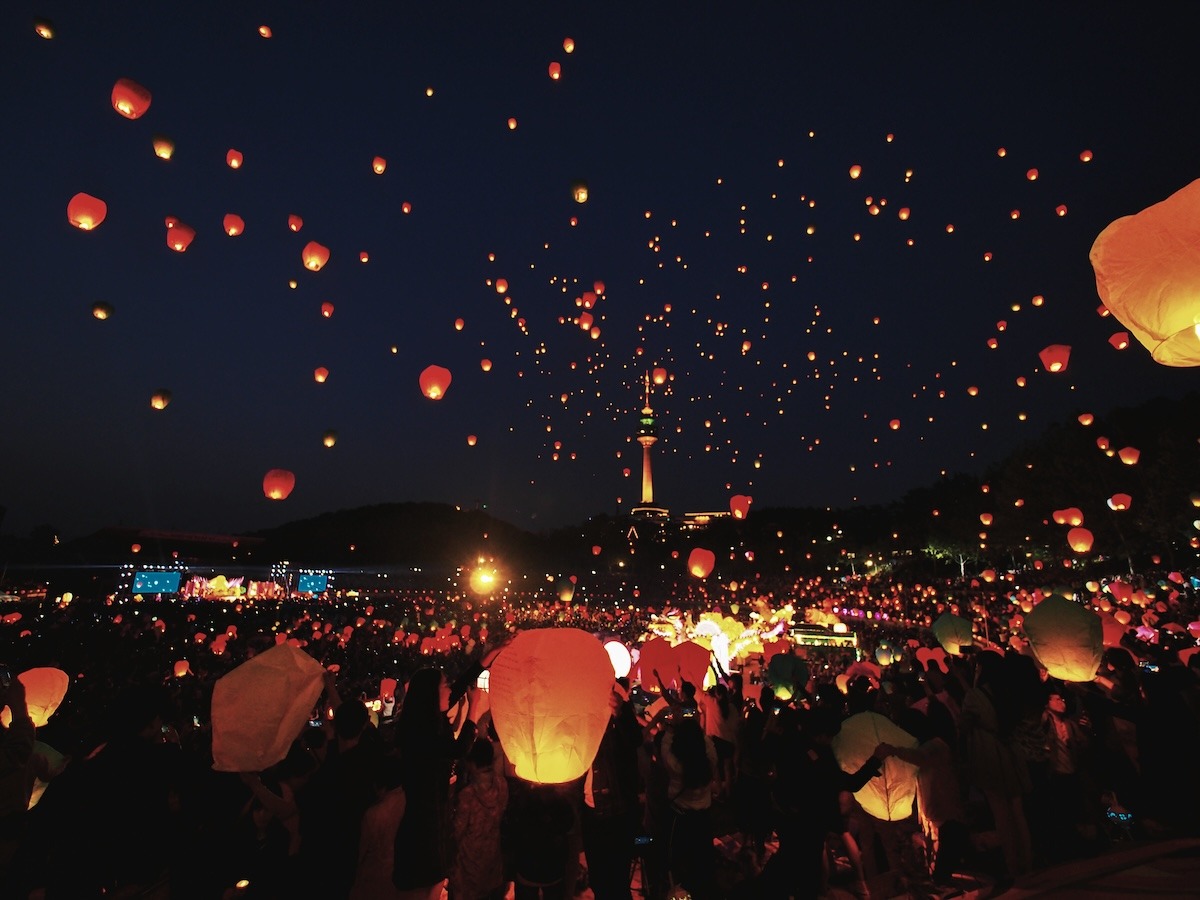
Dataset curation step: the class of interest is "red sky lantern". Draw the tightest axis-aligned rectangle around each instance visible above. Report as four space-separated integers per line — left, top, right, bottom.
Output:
687 547 716 578
320 301 334 318
262 469 296 500
67 193 107 230
34 18 54 39
111 78 152 118
1108 493 1132 511
288 214 303 232
223 214 245 236
226 149 243 168
1038 344 1071 373
480 358 492 372
652 367 667 384
980 513 993 526
730 494 752 519
173 660 191 678
166 222 196 251
419 364 452 399
258 25 272 38
1067 527 1094 553
302 241 330 271
548 61 562 80
313 367 328 383
1118 446 1140 465
1109 331 1130 350
495 278 509 294
152 136 175 159
592 545 602 556
1077 413 1094 426
849 164 862 179
372 156 387 174
594 280 605 294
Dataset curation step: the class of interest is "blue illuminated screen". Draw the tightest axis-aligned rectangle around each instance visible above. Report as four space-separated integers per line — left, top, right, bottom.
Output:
133 571 182 594
297 574 328 593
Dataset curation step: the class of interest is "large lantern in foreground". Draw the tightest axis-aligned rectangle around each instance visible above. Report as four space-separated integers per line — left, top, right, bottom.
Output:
488 627 614 783
18 668 70 727
1091 178 1200 366
211 643 325 772
832 711 918 821
1023 596 1104 682
262 469 296 500
931 612 973 656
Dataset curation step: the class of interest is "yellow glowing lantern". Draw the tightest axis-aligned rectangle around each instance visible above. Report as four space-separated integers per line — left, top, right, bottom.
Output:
1091 179 1200 366
687 547 716 578
322 430 337 448
258 24 272 38
730 494 752 519
152 136 175 159
320 301 334 318
226 149 243 169
832 712 919 821
313 367 328 383
548 61 562 80
1067 527 1094 553
563 37 575 53
932 613 973 656
111 78 152 119
1039 344 1071 373
488 627 614 783
223 214 245 236
652 367 668 384
150 390 172 410
16 668 70 727
92 302 113 320
34 18 55 38
262 469 296 500
1118 447 1140 465
302 241 330 271
1023 596 1104 682
572 180 589 203
67 193 107 230
372 156 387 174
419 364 452 399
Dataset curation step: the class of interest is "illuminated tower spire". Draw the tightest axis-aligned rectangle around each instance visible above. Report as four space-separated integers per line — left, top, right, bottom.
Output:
631 371 668 518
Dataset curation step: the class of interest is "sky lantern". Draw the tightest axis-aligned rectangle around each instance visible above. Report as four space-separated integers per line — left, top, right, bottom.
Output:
687 547 716 578
166 222 196 251
1023 596 1104 682
67 193 107 230
637 637 674 691
592 544 602 556
149 390 172 410
1078 413 1094 426
931 612 973 655
262 469 296 500
152 136 175 159
980 513 993 526
320 301 334 318
480 358 492 372
1091 179 1200 366
1067 527 1094 553
507 117 517 130
563 36 575 53
91 302 113 320
226 149 243 168
402 201 412 214
454 317 465 331
313 367 328 383
419 364 452 399
548 61 562 80
1109 331 1130 350
572 179 589 203
604 640 632 678
1026 168 1039 181
1118 446 1140 465
322 430 337 448
1038 344 1071 372
730 494 752 519
211 643 326 772
652 367 668 384
766 653 808 701
288 214 303 232
673 641 712 689
34 18 54 38
223 214 245 236
832 711 919 821
372 156 387 174
302 241 330 271
173 660 191 678
849 164 862 179
488 627 614 783
17 668 70 727
466 434 477 446
1108 493 1132 511
111 78 151 118
495 279 509 293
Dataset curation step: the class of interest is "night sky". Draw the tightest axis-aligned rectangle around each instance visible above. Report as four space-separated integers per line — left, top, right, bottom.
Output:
3 2 1197 540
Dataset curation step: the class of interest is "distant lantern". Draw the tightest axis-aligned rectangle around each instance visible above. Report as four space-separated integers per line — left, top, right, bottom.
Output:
288 214 303 232
592 544 602 556
849 164 862 179
507 117 518 130
931 613 974 656
1108 493 1132 511
548 61 562 80
687 547 716 578
467 434 477 446
419 364 452 400
832 712 919 821
320 301 334 318
480 358 492 372
488 627 614 783
402 201 412 214
130 543 141 553
262 469 296 500
980 513 993 526
359 251 369 263
1023 596 1103 682
652 367 667 385
1067 527 1094 553
167 222 196 251
91 302 114 320
173 660 191 678
258 24 272 38
152 136 175 159
454 318 465 331
302 241 330 271
372 156 387 174
226 149 243 169
313 367 328 383
150 390 172 410
495 279 509 293
572 180 589 203
898 207 910 221
34 18 55 38
730 495 752 519
1118 446 1140 465
1026 168 1039 181
1091 178 1200 366
111 78 151 119
563 36 575 53
17 668 70 727
1038 344 1071 373
322 430 337 448
1077 412 1094 426
1109 331 1130 350
67 193 107 230
223 214 245 236
889 418 901 430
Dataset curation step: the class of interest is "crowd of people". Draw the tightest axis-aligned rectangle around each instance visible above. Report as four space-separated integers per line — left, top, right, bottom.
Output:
1 562 1199 899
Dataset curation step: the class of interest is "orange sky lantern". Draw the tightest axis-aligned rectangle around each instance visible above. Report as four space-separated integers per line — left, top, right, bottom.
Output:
372 156 386 174
262 469 296 500
17 668 70 727
454 318 464 331
730 494 752 519
1067 527 1094 553
92 302 113 320
467 434 477 446
980 513 993 526
687 547 716 578
67 193 107 230
322 430 337 448
288 214 303 232
480 358 492 372
150 390 172 410
223 214 244 236
174 660 191 678
1118 446 1140 465
258 25 272 38
1091 178 1200 366
1023 596 1103 682
419 364 452 399
495 279 509 293
111 78 151 118
320 301 334 318
1038 344 1071 373
849 164 862 179
1078 413 1094 426
34 18 54 39
226 149 243 168
302 241 330 271
548 61 562 80
152 136 175 159
1109 331 1130 350
507 117 518 130
652 367 667 385
563 37 575 53
1108 493 1132 510
166 222 195 251
572 180 589 203
313 367 328 383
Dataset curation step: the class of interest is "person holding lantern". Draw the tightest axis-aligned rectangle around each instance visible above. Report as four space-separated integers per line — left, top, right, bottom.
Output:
0 672 34 895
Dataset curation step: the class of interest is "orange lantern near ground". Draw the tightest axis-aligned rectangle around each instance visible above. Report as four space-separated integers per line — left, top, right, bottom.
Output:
302 241 330 271
419 365 452 400
730 495 752 519
1090 178 1200 366
1038 344 1071 373
111 78 152 118
652 367 668 385
18 668 70 727
687 547 716 578
173 660 191 678
262 469 296 500
932 613 974 656
223 214 245 236
488 627 614 783
832 711 919 821
67 193 107 230
167 222 196 252
1023 596 1104 681
1067 527 1094 553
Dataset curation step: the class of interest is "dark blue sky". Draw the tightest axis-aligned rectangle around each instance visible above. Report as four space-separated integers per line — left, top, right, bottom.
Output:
2 2 1196 538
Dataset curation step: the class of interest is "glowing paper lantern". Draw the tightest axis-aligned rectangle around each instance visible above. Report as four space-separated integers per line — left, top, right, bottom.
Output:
288 214 303 232
211 643 326 772
730 494 752 519
687 547 716 578
419 364 452 399
1039 344 1072 373
262 469 296 500
1108 493 1132 511
152 136 174 159
1022 596 1104 682
226 149 243 168
223 214 245 236
487 627 614 783
1109 331 1130 350
1067 527 1094 553
302 241 330 271
875 641 900 666
111 78 151 118
604 640 632 678
673 641 712 689
150 390 172 410
548 61 562 80
1118 447 1140 465
322 430 337 448
832 711 918 821
173 660 191 678
372 156 387 174
67 193 107 230
572 180 589 203
92 302 113 320
1090 178 1200 366
18 668 70 727
320 301 334 318
637 637 675 691
167 223 196 252
931 613 973 656
34 19 54 39
652 367 668 384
